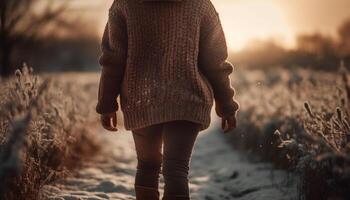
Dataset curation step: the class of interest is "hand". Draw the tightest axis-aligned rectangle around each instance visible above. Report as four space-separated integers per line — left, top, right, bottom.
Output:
100 112 118 132
221 115 237 133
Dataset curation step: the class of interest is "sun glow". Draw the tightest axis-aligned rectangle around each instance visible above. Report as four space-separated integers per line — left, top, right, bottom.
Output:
213 0 294 51
96 0 294 52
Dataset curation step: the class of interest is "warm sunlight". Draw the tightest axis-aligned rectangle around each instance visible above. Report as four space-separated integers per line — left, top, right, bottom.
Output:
92 0 350 52
212 0 293 51
2 0 350 199
96 0 293 51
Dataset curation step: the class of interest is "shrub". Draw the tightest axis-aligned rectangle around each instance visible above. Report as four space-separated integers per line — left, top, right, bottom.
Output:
227 66 350 199
0 65 100 200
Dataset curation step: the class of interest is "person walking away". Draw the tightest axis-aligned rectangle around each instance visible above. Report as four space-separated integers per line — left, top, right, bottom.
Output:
96 0 240 199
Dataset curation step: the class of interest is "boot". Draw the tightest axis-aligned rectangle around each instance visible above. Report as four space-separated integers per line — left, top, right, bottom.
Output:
135 185 160 200
162 195 190 200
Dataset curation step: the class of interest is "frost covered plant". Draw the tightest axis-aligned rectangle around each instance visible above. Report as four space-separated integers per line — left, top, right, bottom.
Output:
0 65 100 200
228 65 350 199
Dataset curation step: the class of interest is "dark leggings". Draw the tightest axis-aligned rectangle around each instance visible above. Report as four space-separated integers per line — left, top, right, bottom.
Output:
132 120 200 198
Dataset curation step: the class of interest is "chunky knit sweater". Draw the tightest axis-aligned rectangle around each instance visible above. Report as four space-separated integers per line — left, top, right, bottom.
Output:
96 0 239 131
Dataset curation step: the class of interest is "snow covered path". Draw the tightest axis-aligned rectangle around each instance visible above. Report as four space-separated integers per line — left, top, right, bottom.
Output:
44 121 297 200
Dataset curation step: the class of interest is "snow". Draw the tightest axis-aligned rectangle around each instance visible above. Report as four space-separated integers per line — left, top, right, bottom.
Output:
43 118 297 200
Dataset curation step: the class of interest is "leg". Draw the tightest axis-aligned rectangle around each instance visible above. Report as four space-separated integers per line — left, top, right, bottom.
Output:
162 120 200 200
132 123 164 200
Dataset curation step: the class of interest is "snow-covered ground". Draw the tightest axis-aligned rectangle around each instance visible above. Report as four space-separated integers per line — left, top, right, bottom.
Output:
43 118 297 200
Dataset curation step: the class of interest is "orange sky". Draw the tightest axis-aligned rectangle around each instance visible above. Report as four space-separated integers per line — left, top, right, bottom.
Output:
73 0 350 51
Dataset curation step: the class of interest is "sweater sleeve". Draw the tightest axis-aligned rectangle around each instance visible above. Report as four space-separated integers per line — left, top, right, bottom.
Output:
198 4 239 118
96 3 128 114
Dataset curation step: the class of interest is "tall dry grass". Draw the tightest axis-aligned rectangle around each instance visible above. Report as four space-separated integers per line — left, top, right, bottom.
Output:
0 65 100 200
228 64 350 199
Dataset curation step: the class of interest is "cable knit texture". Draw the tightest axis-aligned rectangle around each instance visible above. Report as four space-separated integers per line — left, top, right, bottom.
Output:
96 0 239 131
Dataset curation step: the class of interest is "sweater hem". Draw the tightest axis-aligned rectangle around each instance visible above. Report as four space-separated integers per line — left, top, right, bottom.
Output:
122 103 212 131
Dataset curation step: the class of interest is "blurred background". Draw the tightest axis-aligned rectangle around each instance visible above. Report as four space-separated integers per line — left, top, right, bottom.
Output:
1 0 350 76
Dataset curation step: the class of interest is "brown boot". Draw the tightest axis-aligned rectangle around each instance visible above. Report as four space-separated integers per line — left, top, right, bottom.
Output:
135 185 160 200
162 195 190 200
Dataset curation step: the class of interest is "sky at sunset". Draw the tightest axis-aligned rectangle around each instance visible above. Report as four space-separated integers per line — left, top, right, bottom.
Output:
73 0 350 51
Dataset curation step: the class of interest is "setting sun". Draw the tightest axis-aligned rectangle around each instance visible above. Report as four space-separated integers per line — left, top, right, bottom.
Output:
93 0 350 52
212 0 293 51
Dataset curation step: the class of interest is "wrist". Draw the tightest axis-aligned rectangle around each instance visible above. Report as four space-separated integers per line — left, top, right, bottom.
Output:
215 100 239 118
101 112 116 117
96 101 118 115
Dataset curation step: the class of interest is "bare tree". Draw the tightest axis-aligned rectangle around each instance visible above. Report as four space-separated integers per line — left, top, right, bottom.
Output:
0 0 68 77
338 19 350 58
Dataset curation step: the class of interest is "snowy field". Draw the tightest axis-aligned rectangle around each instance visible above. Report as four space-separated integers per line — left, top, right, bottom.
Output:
43 117 297 200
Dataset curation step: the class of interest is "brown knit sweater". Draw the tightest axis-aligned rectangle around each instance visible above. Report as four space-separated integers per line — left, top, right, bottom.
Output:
96 0 239 131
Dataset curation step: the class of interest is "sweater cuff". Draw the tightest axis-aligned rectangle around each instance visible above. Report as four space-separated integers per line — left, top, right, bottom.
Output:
215 99 239 118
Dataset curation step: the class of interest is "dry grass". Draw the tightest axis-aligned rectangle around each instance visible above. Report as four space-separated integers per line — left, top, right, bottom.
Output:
0 65 101 200
228 65 350 199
